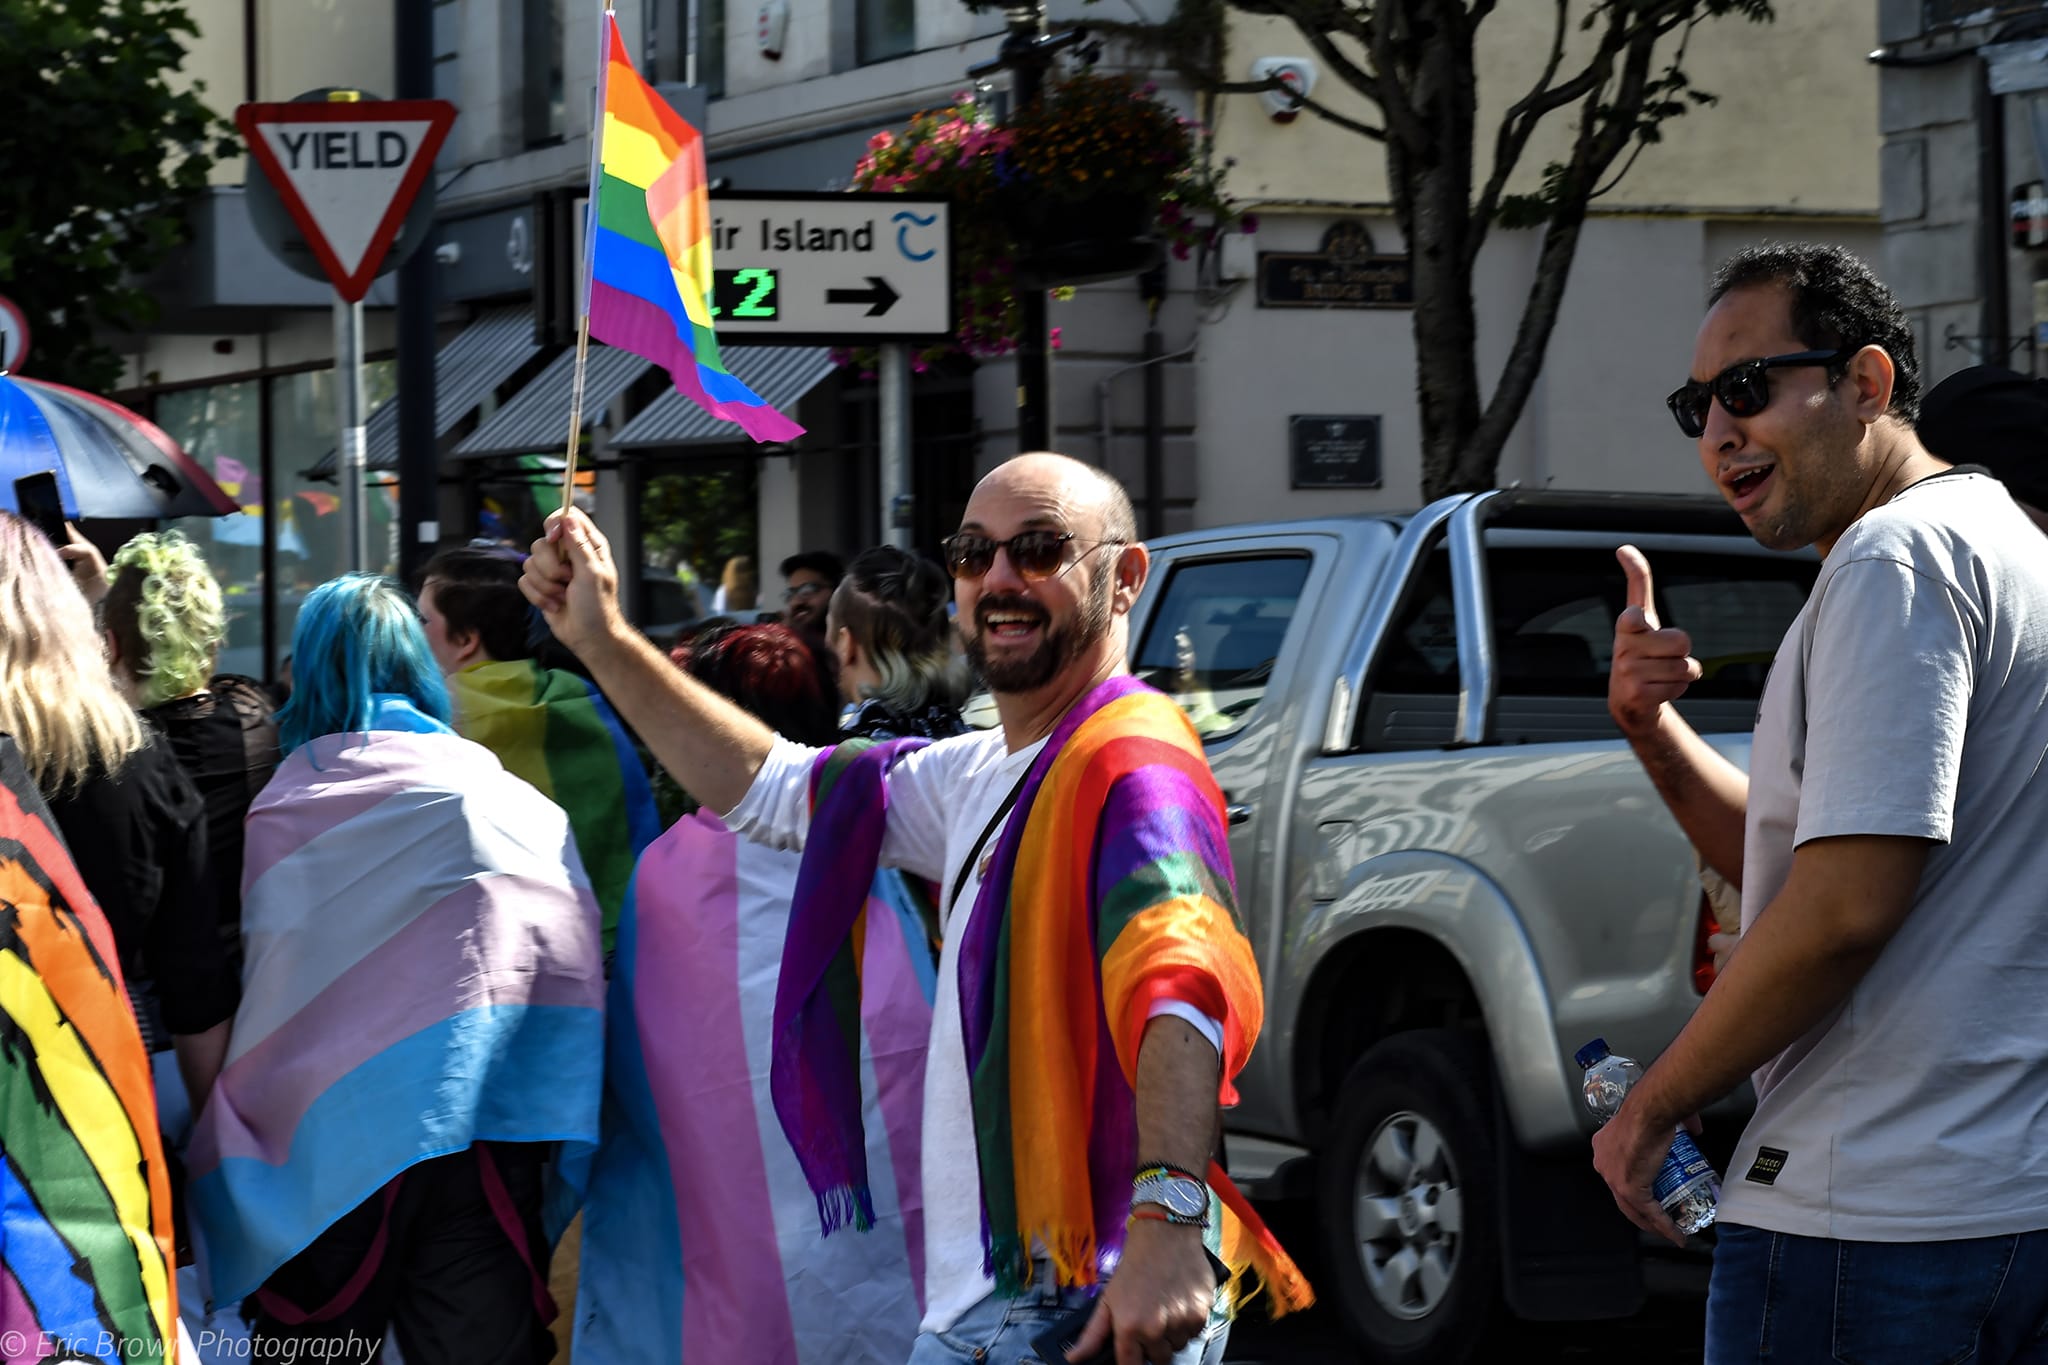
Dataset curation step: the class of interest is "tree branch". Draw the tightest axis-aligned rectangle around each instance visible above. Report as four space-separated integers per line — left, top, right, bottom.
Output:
1468 0 1579 265
1209 74 1389 138
1366 2 1432 153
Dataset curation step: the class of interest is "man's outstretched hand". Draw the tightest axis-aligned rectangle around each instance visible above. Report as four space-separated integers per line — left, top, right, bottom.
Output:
1609 545 1703 739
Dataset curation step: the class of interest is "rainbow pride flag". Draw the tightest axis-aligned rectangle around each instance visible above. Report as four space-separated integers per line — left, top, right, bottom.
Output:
588 14 804 443
574 811 929 1364
187 722 605 1305
448 658 660 953
0 737 179 1363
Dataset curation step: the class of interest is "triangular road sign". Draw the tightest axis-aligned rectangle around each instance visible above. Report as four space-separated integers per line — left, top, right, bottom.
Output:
236 100 457 302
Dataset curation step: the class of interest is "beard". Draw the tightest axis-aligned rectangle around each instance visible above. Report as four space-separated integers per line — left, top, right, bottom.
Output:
965 567 1115 694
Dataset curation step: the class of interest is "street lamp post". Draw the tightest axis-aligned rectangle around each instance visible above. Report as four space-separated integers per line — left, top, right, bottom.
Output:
971 4 1088 453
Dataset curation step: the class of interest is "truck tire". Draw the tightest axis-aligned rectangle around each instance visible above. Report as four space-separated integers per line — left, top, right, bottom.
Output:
1318 1028 1502 1365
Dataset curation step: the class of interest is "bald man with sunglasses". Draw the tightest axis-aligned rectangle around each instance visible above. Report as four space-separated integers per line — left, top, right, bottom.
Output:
1593 243 2048 1361
521 452 1306 1365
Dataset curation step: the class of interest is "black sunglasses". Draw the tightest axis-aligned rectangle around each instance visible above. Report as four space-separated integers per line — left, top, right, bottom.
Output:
1666 348 1858 438
938 530 1124 581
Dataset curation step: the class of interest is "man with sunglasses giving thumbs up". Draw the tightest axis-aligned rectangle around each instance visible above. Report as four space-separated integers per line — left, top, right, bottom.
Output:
521 452 1309 1365
1590 243 2048 1363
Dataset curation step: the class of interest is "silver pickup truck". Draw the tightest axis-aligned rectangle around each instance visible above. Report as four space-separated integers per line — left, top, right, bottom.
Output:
1124 489 1816 1364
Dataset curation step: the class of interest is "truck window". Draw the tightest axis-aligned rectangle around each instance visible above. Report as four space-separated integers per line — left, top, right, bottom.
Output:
1134 554 1311 739
1361 545 1816 748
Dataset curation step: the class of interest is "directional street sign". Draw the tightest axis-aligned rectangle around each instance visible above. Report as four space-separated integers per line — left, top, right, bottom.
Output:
236 98 458 302
0 295 29 373
704 192 953 344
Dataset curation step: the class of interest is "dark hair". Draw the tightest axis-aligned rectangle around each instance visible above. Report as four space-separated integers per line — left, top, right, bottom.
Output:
674 623 839 745
829 546 964 714
1917 364 2048 508
779 550 845 586
419 547 532 664
1708 243 1921 425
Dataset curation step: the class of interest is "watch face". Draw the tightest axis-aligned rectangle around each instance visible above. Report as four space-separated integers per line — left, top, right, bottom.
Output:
1160 1179 1207 1217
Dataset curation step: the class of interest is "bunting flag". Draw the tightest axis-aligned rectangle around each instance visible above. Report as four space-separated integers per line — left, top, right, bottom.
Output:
0 737 179 1363
186 723 605 1305
447 657 661 951
587 13 804 443
574 811 930 1364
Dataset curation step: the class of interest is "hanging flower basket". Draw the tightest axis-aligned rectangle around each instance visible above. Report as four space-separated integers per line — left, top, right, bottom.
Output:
844 71 1245 364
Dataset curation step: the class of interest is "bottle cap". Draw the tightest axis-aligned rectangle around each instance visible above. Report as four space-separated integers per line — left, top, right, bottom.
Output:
1573 1038 1610 1069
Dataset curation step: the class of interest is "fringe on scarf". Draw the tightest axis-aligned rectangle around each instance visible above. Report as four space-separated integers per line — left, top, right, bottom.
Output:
816 1183 878 1236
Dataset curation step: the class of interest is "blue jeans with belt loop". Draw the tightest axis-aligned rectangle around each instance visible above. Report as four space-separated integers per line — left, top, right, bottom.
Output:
1706 1222 2048 1364
905 1259 1230 1365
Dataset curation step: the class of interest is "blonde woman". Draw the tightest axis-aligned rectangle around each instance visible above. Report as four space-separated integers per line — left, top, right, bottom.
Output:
0 515 240 1098
103 532 280 975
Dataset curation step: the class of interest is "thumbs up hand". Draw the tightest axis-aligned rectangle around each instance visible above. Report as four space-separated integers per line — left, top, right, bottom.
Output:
1609 545 1703 738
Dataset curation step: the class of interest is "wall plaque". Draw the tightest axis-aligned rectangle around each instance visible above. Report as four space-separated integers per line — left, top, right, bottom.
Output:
1290 414 1382 489
1258 220 1413 309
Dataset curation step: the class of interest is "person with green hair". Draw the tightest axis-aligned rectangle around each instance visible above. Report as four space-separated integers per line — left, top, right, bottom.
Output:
102 531 281 981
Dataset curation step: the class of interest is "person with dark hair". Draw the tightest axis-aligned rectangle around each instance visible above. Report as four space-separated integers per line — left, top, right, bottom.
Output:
419 546 658 951
1914 363 2048 530
828 546 969 742
575 619 929 1364
779 549 845 640
1594 243 2048 1359
188 574 602 1365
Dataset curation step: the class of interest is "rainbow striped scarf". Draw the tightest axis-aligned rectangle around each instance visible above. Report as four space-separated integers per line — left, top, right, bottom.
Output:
772 676 1311 1314
449 659 660 951
0 738 178 1361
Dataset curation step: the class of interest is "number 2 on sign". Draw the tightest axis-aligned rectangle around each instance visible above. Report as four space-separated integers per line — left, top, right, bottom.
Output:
709 268 779 320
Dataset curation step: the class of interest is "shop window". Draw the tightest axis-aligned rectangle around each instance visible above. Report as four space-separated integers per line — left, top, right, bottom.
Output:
638 460 759 637
857 0 915 65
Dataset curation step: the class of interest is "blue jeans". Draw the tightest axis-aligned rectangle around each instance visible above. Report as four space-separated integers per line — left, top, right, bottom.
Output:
906 1262 1230 1365
1707 1222 2048 1364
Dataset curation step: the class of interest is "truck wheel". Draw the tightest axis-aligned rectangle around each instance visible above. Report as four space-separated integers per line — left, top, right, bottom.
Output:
1318 1028 1501 1365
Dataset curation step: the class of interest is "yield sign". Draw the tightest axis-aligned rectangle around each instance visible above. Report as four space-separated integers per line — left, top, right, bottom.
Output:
236 100 457 301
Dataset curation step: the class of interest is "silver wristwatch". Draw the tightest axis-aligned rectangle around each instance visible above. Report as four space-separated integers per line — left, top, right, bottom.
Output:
1131 1170 1210 1227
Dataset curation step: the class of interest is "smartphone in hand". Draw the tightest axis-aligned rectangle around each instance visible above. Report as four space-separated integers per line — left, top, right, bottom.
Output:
12 471 67 547
1025 1248 1231 1364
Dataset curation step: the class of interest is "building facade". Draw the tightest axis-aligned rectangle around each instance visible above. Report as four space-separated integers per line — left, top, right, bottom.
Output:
112 0 1882 681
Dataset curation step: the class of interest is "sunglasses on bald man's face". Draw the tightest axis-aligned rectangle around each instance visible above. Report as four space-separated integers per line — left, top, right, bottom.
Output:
1665 347 1858 439
939 530 1125 582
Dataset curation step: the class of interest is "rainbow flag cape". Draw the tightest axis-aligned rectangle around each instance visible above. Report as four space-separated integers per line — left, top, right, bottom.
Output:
0 737 179 1363
587 13 804 443
187 720 605 1305
448 658 661 952
575 810 929 1364
773 678 1313 1314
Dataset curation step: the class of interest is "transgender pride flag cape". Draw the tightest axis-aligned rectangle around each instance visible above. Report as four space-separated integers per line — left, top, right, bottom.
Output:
573 810 929 1365
187 723 605 1305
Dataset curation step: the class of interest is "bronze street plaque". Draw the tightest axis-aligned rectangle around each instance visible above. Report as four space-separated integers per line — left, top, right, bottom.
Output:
1258 220 1414 309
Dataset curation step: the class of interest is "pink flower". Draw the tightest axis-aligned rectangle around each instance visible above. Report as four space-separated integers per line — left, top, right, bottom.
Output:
1049 326 1063 351
867 130 896 151
1240 214 1260 234
1172 242 1191 260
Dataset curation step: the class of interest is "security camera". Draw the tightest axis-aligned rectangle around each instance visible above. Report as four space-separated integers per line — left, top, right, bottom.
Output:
1250 57 1315 122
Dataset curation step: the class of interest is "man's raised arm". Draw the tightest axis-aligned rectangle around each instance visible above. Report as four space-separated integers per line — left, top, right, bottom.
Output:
520 508 776 816
1610 545 1750 885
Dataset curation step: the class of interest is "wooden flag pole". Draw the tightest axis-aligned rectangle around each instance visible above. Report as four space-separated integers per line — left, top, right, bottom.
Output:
561 314 593 513
563 0 616 514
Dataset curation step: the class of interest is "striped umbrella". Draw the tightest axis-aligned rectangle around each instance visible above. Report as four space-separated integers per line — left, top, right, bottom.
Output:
0 372 237 519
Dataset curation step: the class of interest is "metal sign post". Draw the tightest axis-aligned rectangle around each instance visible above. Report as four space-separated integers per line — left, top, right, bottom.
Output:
878 343 911 549
333 298 369 570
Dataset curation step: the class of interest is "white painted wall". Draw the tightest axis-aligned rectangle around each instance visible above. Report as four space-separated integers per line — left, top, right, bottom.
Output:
1191 212 1884 522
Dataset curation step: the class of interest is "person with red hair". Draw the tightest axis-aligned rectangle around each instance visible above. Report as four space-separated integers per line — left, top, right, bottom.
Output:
578 621 930 1364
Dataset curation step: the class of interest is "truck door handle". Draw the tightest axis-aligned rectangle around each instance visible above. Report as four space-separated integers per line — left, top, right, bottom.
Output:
1226 803 1253 826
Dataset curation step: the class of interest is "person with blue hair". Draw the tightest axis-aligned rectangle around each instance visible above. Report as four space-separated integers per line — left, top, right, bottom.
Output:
191 573 604 1365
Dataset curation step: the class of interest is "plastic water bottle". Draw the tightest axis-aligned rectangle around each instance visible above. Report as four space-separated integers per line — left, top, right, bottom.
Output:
1576 1037 1719 1234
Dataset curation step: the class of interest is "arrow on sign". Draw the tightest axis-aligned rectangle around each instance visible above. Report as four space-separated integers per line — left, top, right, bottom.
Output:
825 277 900 317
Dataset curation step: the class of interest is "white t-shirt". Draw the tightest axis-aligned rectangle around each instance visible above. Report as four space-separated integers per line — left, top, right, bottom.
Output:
725 729 1222 1332
1719 471 2048 1240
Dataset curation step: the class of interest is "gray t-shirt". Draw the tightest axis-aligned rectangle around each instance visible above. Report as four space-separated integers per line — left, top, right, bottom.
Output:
1719 472 2048 1240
